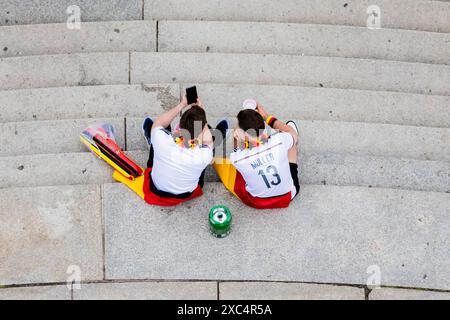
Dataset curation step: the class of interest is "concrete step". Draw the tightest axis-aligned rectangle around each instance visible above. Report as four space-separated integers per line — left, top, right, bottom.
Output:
127 117 450 162
0 118 125 157
0 84 180 123
0 0 142 26
4 52 450 95
159 21 450 65
0 21 156 58
1 151 448 193
194 84 450 128
73 281 217 300
369 288 450 300
2 84 449 128
131 52 450 96
3 115 448 160
146 0 450 33
219 282 364 300
0 184 103 286
0 52 129 90
0 84 450 128
0 282 217 300
104 182 450 290
0 285 71 300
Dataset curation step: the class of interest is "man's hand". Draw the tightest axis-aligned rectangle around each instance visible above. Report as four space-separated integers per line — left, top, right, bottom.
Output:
179 94 189 110
195 97 204 109
256 102 269 120
154 94 190 129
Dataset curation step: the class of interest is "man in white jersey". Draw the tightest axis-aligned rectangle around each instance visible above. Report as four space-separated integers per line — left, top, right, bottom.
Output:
213 102 299 209
139 94 214 206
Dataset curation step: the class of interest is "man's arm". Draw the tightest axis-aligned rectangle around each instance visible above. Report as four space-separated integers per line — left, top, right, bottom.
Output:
195 98 214 148
152 95 189 129
256 102 298 145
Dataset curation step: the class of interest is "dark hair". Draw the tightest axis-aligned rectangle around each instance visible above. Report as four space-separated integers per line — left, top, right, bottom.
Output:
237 109 265 137
179 105 207 140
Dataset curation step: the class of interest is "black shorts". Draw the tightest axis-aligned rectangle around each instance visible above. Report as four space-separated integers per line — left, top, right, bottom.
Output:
289 162 300 198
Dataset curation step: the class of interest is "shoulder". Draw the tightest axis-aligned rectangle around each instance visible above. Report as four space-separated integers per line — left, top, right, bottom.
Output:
270 131 293 145
151 126 175 148
151 126 172 136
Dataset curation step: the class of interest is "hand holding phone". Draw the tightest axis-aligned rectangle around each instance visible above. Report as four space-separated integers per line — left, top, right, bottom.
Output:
186 86 198 105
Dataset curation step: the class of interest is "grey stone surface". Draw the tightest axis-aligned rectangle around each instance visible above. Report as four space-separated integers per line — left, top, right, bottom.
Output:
192 84 450 128
0 118 125 157
125 117 193 152
0 21 156 57
0 185 103 285
369 288 450 300
73 281 217 300
0 285 71 300
131 52 450 96
0 84 179 123
219 282 364 300
0 151 148 189
104 183 450 290
0 152 117 188
300 153 450 193
296 120 450 162
0 0 142 25
1 82 448 127
159 21 450 65
127 117 450 162
2 151 448 194
146 0 450 33
0 52 128 90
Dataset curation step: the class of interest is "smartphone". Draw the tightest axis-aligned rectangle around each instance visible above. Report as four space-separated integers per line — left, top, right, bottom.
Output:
186 86 198 105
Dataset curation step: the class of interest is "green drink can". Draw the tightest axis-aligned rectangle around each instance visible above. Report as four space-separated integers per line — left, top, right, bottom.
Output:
209 205 232 238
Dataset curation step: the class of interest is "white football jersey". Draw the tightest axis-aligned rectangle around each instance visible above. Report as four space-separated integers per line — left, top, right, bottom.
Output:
230 132 296 199
150 127 213 194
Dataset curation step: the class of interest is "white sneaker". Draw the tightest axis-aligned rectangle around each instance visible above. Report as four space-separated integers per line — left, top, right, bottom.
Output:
286 120 299 135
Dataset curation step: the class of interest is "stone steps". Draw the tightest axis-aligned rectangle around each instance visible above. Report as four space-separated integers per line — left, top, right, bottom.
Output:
0 118 125 157
0 84 179 123
146 0 450 33
0 184 103 285
2 116 448 160
103 182 450 290
0 21 156 58
2 84 449 127
0 0 142 26
3 0 448 33
0 53 129 90
1 151 448 193
1 0 449 297
127 117 450 162
159 21 450 65
131 52 450 96
0 281 218 300
3 52 450 94
3 20 449 66
1 182 449 290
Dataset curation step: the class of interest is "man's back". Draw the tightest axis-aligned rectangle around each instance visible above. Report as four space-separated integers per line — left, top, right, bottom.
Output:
151 127 213 194
230 131 295 199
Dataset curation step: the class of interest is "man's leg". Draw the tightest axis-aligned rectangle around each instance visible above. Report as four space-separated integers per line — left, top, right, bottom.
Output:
198 169 206 188
286 121 300 198
142 116 171 168
212 119 230 158
212 119 239 198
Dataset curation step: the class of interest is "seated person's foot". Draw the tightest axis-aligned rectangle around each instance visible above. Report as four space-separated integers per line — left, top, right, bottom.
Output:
213 119 231 157
216 119 230 140
286 120 299 135
141 117 154 148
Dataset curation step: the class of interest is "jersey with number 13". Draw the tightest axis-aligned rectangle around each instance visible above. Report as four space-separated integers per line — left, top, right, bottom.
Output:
230 132 295 199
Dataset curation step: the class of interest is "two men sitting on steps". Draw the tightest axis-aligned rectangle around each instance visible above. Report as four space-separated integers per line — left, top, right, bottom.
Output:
139 93 300 208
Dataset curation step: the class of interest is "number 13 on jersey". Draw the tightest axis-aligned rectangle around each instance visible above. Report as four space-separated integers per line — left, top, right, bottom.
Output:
258 165 281 189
